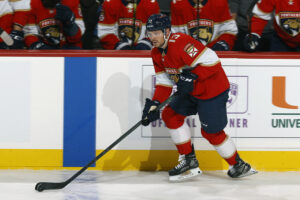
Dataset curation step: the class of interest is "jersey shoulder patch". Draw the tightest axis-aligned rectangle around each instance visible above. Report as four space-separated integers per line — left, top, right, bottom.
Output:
183 43 199 58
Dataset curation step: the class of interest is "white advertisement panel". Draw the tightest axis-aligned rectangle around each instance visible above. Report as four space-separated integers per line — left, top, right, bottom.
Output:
97 57 300 151
0 57 64 149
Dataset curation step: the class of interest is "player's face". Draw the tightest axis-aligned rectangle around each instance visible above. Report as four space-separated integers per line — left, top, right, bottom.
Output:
147 30 164 48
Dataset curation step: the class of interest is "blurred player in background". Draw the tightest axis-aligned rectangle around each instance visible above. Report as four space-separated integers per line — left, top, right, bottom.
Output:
244 0 300 52
170 0 237 51
0 0 13 49
97 0 160 50
10 0 84 49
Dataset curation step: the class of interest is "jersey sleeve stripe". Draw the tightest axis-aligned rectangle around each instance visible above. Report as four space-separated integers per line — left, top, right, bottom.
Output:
191 47 220 67
253 5 272 21
156 72 174 87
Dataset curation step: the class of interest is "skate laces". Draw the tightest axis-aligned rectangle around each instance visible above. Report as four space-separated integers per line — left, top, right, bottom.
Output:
175 159 186 169
178 154 185 162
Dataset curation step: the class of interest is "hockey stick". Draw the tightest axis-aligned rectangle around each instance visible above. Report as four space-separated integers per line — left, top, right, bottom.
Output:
247 0 259 35
131 0 137 49
0 27 14 46
35 92 178 192
196 0 200 41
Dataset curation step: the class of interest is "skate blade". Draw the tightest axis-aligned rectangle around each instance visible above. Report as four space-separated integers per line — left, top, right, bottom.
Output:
169 167 202 182
236 168 258 178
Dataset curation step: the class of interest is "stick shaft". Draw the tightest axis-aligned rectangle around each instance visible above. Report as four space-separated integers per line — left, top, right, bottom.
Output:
56 92 177 186
131 0 137 48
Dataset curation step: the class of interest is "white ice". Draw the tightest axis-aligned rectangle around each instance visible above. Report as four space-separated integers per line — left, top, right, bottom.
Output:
0 170 300 200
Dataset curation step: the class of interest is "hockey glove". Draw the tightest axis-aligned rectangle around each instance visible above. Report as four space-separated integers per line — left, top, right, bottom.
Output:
212 40 230 51
9 30 24 49
135 39 152 50
55 4 79 36
141 98 160 126
29 41 56 49
115 37 132 50
176 70 198 96
243 33 260 52
0 42 8 49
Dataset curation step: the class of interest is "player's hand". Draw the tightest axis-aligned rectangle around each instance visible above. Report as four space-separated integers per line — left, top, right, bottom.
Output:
135 39 152 50
55 4 75 25
9 30 24 49
29 41 55 49
211 40 229 51
243 33 260 52
55 3 79 36
176 70 198 96
141 98 160 126
0 42 8 49
115 37 132 50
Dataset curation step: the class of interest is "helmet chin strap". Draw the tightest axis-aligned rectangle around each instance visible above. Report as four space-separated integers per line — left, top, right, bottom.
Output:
160 30 171 49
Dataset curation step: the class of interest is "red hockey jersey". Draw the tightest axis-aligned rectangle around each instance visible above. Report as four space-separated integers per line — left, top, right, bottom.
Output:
97 0 160 50
170 0 237 50
12 0 84 48
151 32 229 103
251 0 300 48
0 0 13 43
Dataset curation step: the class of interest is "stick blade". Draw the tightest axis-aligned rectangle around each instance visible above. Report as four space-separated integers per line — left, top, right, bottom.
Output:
35 182 67 192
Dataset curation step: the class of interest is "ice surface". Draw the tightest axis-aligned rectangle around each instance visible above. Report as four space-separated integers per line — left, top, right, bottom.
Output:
0 170 299 200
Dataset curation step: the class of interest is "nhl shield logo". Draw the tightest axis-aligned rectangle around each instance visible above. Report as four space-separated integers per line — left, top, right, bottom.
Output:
227 82 238 108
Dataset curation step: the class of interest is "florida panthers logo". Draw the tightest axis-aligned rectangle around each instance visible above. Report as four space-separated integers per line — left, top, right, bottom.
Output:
279 12 300 37
187 19 213 45
118 18 142 43
39 19 61 46
165 68 180 83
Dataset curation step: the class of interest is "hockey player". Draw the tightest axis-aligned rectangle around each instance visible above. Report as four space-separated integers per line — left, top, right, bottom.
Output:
170 0 237 51
97 0 160 50
10 0 84 49
0 0 13 49
244 0 300 52
142 14 257 181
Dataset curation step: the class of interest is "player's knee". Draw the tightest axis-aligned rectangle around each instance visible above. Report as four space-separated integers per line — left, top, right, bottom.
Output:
201 129 227 145
162 106 185 129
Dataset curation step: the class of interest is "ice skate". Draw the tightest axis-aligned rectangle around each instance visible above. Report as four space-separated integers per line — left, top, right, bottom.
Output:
227 155 257 178
168 148 202 182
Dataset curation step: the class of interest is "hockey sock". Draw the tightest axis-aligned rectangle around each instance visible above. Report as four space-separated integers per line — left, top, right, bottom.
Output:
169 123 192 155
201 129 238 165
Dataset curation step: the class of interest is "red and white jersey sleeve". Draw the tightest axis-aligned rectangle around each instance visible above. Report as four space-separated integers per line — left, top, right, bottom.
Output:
0 0 13 35
10 0 31 27
170 0 188 34
97 0 119 49
251 0 300 48
151 50 174 103
23 15 39 47
170 0 237 50
151 33 229 102
24 0 82 48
